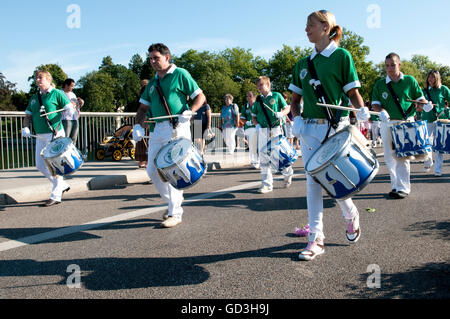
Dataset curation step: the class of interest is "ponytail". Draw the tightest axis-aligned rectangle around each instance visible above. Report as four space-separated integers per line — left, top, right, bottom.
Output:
329 25 343 44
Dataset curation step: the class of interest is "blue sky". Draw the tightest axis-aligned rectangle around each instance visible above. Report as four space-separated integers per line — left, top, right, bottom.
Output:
1 0 449 92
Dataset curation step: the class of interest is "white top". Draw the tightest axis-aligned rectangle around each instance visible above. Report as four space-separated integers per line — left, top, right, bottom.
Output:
60 90 80 120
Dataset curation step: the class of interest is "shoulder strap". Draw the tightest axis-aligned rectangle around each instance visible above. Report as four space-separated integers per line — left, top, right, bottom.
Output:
307 57 339 129
155 78 178 129
37 92 58 137
386 82 415 120
257 96 274 129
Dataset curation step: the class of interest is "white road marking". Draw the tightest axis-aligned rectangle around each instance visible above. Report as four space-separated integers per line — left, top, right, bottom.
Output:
0 176 302 253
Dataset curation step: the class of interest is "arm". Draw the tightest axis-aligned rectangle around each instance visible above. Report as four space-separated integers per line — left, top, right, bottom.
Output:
206 108 212 129
290 93 302 117
347 88 365 109
189 92 206 113
135 103 150 126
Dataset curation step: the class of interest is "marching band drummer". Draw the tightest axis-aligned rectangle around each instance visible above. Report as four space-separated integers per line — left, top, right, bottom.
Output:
289 10 370 261
252 76 293 194
21 70 74 207
371 53 430 199
419 70 450 176
132 43 206 228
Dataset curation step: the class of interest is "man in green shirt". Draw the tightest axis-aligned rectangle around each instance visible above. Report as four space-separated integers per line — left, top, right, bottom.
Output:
242 91 259 169
22 70 74 206
252 76 293 193
371 52 429 199
132 43 206 228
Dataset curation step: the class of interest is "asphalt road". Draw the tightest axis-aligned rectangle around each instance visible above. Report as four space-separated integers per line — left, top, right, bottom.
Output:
0 152 449 304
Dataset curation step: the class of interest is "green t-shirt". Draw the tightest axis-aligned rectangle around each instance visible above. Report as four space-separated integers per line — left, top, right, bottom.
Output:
289 42 359 119
371 74 424 120
25 88 71 134
140 65 202 122
251 92 287 128
420 85 450 121
240 103 255 129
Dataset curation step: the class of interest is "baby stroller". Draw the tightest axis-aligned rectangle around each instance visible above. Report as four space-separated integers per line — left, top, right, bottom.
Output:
95 124 136 161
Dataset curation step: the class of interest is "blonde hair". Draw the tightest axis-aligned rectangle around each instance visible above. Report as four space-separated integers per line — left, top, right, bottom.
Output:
308 10 343 44
35 70 53 83
256 76 271 86
224 93 234 101
427 70 442 89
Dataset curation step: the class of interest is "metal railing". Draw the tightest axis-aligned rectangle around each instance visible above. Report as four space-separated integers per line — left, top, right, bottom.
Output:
1 111 223 170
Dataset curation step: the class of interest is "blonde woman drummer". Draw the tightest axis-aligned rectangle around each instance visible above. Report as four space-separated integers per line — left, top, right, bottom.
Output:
289 10 370 261
371 53 429 199
419 70 450 176
22 70 74 206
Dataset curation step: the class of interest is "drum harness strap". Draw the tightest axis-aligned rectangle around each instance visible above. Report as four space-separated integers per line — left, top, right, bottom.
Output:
257 95 275 131
155 77 182 129
307 56 342 144
386 82 415 121
37 92 60 140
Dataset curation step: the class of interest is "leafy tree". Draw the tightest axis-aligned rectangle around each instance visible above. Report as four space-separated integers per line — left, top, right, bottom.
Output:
28 64 67 94
267 45 312 93
128 53 145 79
77 71 116 112
0 72 17 111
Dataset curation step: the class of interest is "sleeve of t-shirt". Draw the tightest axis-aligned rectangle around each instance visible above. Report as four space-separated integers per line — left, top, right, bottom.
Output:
410 77 425 101
288 60 303 96
140 83 152 107
371 81 382 106
56 90 72 109
180 69 203 100
341 50 361 94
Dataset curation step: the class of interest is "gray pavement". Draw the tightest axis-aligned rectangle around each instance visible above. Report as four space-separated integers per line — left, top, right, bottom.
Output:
0 148 251 205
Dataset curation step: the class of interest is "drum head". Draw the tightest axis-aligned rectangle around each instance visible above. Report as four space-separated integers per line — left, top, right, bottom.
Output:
42 137 72 159
155 138 191 169
306 129 350 172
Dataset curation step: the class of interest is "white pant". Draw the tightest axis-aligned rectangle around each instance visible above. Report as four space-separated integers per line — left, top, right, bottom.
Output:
146 121 191 219
258 126 293 188
371 121 381 142
380 121 411 193
223 127 237 154
426 122 444 174
245 127 259 166
36 130 70 202
299 120 359 240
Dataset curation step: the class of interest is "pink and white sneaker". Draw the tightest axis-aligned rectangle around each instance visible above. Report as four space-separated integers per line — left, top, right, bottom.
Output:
345 214 361 243
298 233 325 261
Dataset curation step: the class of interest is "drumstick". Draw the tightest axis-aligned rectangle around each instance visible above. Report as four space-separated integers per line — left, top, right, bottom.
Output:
407 99 436 106
40 109 66 117
262 102 277 115
144 112 197 122
29 134 48 142
317 103 381 116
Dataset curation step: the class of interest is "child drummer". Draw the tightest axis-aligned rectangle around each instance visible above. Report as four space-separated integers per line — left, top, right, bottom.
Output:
371 53 430 199
21 70 74 207
251 76 293 194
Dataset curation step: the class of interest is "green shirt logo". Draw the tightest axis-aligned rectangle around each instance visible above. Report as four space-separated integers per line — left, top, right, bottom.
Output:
382 92 389 100
300 69 308 80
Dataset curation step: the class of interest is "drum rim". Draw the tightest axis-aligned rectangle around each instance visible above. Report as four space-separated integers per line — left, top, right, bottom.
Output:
154 137 193 169
305 128 352 173
41 137 75 159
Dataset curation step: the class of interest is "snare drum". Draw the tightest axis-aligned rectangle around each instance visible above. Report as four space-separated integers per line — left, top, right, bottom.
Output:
390 120 432 159
260 135 298 172
41 137 84 176
433 120 450 154
154 138 207 189
305 126 379 200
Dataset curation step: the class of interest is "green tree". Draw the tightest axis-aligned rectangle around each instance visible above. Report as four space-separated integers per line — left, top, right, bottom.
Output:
128 53 145 79
267 45 312 93
77 71 116 112
28 64 67 94
0 72 17 111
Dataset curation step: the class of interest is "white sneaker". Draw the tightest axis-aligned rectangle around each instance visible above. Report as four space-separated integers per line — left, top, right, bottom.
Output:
284 176 293 188
161 216 182 228
424 158 433 172
258 185 273 194
298 240 325 261
345 214 361 243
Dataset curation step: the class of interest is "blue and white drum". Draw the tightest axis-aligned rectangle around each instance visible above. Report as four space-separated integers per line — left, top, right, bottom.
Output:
41 137 84 176
433 120 450 154
155 138 207 189
390 120 432 158
260 135 298 172
305 126 379 200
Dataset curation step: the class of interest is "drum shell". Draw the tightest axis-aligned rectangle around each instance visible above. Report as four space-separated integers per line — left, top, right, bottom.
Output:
433 120 450 154
260 135 298 172
305 127 379 200
154 138 207 189
41 137 84 176
390 120 432 159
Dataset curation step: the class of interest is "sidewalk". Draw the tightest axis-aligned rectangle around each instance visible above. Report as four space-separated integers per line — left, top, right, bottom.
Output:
0 149 251 205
